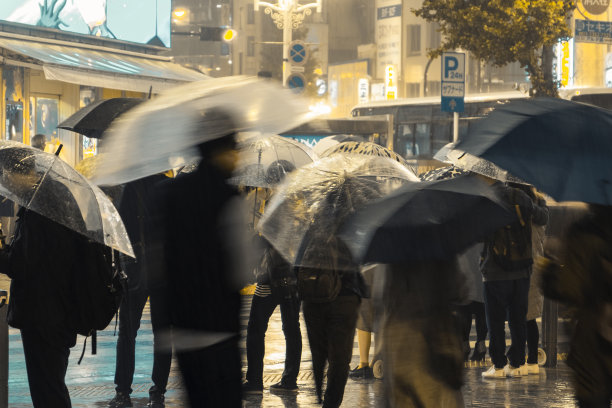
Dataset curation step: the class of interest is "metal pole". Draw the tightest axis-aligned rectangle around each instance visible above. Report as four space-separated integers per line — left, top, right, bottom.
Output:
282 8 293 86
453 112 459 142
541 297 558 368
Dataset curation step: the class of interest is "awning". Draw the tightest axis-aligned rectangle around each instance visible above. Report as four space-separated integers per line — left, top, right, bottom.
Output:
0 36 207 93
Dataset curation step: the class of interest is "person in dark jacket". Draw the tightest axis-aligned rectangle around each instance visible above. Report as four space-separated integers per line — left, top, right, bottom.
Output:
109 173 171 408
540 204 612 407
299 239 367 408
0 153 86 407
243 243 301 394
158 111 245 407
481 182 548 379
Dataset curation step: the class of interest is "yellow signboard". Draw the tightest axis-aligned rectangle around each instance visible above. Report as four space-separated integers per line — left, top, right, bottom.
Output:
385 65 397 100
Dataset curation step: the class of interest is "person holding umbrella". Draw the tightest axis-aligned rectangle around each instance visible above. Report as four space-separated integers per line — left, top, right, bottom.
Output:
540 204 612 407
0 151 87 407
157 109 248 407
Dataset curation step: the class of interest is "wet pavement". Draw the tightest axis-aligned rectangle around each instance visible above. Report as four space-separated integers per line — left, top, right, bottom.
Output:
3 291 580 407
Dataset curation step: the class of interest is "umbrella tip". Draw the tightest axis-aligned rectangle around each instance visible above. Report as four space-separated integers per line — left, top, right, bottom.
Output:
54 144 63 156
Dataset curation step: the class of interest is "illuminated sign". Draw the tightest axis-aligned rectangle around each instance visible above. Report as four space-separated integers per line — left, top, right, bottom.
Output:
385 65 397 99
0 0 171 47
581 0 609 15
375 0 402 80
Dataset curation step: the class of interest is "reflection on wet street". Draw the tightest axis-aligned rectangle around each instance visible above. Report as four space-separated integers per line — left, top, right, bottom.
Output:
2 293 579 407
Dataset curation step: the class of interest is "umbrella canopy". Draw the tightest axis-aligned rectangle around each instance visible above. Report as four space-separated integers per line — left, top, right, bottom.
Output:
439 143 528 184
339 174 516 264
58 98 143 139
312 134 367 156
94 76 314 186
229 133 318 187
454 97 612 204
257 154 419 270
0 141 133 257
321 141 415 172
419 165 471 181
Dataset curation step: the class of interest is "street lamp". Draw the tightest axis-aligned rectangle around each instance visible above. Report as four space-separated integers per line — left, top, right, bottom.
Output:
254 0 322 86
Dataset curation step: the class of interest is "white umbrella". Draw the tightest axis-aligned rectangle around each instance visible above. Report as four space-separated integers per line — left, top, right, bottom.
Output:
93 76 315 185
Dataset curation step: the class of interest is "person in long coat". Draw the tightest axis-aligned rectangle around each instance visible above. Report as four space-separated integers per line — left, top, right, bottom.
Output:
158 113 247 407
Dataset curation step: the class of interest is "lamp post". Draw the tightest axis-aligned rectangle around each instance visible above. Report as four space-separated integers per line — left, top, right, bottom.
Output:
254 0 322 86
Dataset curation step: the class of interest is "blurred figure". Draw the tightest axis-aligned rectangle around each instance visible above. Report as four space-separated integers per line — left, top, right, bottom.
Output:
109 174 171 408
158 111 244 407
525 192 548 374
0 152 85 407
243 243 301 394
455 244 487 362
349 264 381 380
481 182 548 378
299 242 367 408
378 261 465 407
31 133 46 151
540 204 612 407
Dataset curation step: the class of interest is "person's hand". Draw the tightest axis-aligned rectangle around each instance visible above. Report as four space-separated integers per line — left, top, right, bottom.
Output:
506 187 534 212
37 0 67 29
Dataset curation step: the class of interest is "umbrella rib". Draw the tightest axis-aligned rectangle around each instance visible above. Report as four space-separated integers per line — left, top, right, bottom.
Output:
25 155 59 211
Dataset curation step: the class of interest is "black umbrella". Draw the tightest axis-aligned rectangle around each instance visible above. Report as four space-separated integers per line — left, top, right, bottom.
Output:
58 98 143 139
338 174 516 264
454 97 612 204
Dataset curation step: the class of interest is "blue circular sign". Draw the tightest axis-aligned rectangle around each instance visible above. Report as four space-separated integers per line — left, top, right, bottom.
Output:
287 74 305 93
289 41 308 65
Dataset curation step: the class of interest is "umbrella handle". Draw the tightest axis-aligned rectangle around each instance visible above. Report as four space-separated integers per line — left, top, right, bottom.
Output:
54 144 63 156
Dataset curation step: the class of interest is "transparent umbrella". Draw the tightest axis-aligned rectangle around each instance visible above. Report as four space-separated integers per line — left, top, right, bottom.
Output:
257 154 419 270
229 133 318 188
0 141 133 257
94 76 314 186
321 141 417 174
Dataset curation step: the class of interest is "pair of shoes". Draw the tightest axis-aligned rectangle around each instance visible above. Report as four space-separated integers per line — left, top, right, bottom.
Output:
527 363 540 374
481 365 505 379
147 391 165 408
270 381 299 393
242 381 263 395
470 340 487 362
349 365 374 379
109 392 132 408
504 364 528 377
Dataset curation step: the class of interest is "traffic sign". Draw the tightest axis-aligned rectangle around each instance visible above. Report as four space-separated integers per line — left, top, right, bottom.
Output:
289 41 308 66
441 52 465 113
287 73 306 93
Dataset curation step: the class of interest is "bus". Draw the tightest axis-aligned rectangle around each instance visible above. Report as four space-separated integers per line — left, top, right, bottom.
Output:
351 89 612 172
350 92 528 172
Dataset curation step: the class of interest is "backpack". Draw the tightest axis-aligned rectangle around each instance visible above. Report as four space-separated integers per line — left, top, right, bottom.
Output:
489 207 533 271
72 240 126 362
297 267 342 303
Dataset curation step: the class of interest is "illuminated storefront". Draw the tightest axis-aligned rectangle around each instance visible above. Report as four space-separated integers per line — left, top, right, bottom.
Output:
0 1 206 166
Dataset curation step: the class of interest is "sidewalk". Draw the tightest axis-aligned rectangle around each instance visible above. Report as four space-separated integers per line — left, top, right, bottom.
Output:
4 294 578 407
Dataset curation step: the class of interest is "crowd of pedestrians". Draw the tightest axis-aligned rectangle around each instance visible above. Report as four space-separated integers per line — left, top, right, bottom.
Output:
0 106 610 408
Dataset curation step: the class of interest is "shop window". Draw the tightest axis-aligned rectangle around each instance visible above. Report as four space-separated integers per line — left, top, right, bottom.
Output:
247 4 255 25
406 83 420 98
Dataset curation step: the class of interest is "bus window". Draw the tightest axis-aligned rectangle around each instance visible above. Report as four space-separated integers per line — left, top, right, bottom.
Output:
398 123 431 157
432 121 451 152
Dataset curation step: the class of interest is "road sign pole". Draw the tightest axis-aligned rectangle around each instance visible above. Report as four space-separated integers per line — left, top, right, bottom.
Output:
282 9 292 87
453 112 459 142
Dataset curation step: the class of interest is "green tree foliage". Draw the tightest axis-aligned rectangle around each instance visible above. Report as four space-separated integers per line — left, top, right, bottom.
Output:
413 0 576 96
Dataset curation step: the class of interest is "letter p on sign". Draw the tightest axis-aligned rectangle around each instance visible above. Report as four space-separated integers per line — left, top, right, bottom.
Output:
442 53 465 82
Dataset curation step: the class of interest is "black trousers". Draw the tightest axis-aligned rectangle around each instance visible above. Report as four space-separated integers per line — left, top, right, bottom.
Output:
484 277 530 369
458 301 488 342
303 295 360 408
114 286 172 395
246 293 302 387
526 319 539 364
176 338 242 407
20 325 76 408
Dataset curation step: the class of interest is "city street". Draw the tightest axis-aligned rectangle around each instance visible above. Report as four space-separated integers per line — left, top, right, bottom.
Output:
3 294 579 407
